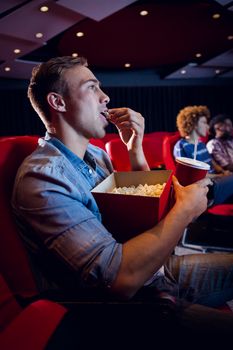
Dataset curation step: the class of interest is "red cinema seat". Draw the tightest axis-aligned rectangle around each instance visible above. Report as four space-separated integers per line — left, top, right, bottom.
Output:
89 138 106 150
0 274 67 350
105 138 131 171
100 133 119 144
143 132 175 169
162 132 181 173
0 136 39 299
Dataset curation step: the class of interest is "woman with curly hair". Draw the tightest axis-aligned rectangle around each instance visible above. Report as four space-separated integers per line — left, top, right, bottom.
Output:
173 105 233 205
175 105 221 173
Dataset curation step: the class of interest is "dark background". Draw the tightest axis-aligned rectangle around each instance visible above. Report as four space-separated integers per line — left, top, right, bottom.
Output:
1 78 232 137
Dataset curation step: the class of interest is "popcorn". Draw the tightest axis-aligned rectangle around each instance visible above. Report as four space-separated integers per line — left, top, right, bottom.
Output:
109 183 166 197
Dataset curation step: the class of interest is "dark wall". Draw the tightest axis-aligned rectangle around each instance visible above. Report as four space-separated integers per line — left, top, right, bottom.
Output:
0 77 233 137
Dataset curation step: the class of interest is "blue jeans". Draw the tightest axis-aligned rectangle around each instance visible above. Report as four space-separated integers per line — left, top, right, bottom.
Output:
166 253 233 307
141 253 233 337
212 174 233 205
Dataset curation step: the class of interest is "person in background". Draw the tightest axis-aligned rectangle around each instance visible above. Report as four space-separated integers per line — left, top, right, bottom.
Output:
207 114 233 172
11 57 233 339
173 105 233 205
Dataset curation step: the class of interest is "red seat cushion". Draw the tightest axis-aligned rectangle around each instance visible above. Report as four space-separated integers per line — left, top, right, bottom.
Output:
207 204 233 216
0 300 67 350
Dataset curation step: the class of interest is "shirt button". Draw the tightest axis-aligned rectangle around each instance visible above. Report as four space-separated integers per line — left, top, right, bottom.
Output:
89 168 92 174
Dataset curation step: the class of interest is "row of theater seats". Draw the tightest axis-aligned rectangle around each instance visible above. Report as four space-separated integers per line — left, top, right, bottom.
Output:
0 134 232 348
91 131 179 171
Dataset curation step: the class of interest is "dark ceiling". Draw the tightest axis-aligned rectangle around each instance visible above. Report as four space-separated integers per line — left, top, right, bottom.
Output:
0 0 233 80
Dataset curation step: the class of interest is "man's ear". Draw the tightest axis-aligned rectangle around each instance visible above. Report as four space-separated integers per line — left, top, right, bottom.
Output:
47 92 66 112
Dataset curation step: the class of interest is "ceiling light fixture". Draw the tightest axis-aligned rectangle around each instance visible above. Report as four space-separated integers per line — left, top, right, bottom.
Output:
227 35 233 40
124 63 131 68
76 32 84 37
72 53 78 57
215 69 221 74
140 10 148 16
195 53 202 58
212 13 220 19
181 70 186 74
35 32 43 38
14 49 21 54
40 6 49 12
5 67 11 72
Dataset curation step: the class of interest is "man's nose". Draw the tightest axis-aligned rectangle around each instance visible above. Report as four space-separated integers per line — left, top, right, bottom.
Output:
102 92 110 105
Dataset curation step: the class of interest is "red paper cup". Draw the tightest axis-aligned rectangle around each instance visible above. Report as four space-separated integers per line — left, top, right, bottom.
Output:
175 157 210 186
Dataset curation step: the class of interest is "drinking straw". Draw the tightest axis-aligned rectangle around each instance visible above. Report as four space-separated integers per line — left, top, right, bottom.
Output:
193 138 198 160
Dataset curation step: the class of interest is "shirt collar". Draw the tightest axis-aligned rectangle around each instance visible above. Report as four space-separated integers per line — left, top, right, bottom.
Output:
45 132 97 171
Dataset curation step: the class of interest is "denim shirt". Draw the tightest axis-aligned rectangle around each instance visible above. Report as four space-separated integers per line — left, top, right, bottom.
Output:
11 134 122 291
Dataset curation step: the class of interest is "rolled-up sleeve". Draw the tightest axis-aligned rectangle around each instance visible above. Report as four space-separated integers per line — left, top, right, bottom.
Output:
48 218 122 288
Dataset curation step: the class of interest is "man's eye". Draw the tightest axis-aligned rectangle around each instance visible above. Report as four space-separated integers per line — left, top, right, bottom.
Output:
89 85 97 90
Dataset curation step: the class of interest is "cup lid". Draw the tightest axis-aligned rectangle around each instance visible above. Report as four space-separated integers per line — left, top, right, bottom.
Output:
175 157 210 170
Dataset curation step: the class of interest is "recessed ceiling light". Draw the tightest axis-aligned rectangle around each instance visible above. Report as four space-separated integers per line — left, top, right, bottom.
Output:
5 67 11 72
72 53 78 57
195 53 202 58
181 70 186 74
212 13 220 19
76 32 84 37
124 63 131 68
140 10 148 16
35 32 43 38
215 69 221 74
40 6 49 12
227 35 233 40
14 49 21 54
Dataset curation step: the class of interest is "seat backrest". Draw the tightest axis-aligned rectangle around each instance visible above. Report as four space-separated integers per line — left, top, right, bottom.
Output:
101 133 119 145
142 137 164 169
105 138 131 171
143 132 176 169
0 136 39 298
162 133 181 173
89 138 106 150
0 274 21 332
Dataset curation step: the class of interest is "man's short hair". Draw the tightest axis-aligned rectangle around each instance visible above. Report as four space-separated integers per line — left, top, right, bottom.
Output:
27 56 87 128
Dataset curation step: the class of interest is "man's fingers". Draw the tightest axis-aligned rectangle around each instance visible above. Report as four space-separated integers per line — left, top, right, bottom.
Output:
196 177 213 187
172 175 182 188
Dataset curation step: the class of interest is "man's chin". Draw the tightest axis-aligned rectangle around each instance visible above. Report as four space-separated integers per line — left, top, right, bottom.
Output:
95 128 106 140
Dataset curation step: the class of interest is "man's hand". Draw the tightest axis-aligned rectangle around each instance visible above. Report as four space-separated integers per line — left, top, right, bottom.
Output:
108 108 144 151
172 176 212 221
108 107 149 170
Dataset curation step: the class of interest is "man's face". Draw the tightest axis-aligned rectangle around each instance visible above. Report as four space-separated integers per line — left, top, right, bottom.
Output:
214 122 226 138
62 65 110 139
195 116 209 137
224 118 233 136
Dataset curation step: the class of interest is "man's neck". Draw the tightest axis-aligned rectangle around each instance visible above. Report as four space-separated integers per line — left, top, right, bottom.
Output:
52 127 89 159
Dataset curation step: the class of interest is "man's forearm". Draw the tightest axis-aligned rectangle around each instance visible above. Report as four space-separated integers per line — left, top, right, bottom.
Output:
110 202 193 299
128 148 150 171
